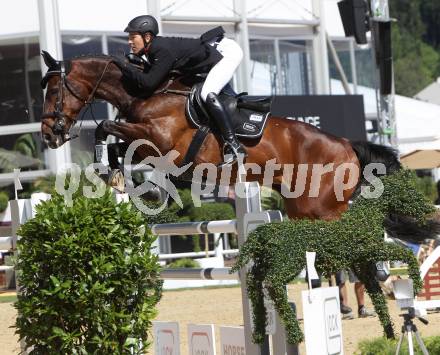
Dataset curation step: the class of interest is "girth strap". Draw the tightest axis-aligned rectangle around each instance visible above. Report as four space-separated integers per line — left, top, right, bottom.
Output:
180 125 211 167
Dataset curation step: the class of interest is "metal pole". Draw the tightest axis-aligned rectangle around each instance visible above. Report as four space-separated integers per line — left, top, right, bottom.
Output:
233 0 251 93
274 38 282 95
326 34 352 95
146 0 163 33
369 0 397 147
311 0 330 94
235 182 268 354
349 38 358 94
38 0 72 172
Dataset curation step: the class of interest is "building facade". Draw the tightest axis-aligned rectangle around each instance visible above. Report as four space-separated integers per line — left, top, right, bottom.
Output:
0 0 374 186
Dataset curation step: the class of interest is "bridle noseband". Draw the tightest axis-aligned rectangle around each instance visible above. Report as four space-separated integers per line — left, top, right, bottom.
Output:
42 60 112 141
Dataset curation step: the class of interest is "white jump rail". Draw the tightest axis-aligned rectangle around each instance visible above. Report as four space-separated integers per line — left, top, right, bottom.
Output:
160 267 239 280
150 219 237 236
0 236 12 250
158 249 239 261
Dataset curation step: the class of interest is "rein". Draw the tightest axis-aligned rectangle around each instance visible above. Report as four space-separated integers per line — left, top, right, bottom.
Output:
153 77 191 96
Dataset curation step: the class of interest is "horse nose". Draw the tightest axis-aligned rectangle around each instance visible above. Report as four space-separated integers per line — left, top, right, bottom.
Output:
43 133 51 143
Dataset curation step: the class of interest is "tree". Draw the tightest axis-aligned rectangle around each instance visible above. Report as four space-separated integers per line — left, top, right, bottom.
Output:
420 0 440 49
389 0 440 96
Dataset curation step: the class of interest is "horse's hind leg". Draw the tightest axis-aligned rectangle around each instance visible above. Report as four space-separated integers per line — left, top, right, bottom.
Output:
355 263 395 338
267 283 303 345
382 243 423 293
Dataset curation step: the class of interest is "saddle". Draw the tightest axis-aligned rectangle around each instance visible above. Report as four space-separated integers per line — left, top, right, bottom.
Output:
185 83 272 138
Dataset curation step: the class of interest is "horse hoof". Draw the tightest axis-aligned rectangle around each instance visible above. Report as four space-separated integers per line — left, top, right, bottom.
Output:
108 169 125 192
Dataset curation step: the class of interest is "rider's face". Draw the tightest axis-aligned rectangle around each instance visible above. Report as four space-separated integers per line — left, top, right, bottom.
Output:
128 33 144 53
128 32 152 54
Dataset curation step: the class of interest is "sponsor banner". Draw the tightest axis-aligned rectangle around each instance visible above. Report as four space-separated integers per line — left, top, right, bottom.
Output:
272 95 366 141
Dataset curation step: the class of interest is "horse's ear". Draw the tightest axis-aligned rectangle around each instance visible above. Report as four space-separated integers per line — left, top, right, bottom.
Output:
41 50 58 69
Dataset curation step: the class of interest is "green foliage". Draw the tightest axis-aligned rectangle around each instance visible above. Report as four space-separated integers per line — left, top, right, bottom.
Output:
356 337 396 355
31 175 57 194
167 258 200 268
192 201 235 221
420 1 440 50
71 149 94 169
0 191 9 213
414 175 438 202
233 170 435 345
168 189 235 252
13 134 38 159
356 335 440 355
390 0 440 96
14 189 165 354
0 148 42 173
260 186 285 214
0 295 17 304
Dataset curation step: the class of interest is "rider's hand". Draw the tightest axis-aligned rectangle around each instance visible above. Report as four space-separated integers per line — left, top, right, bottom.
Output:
112 57 128 70
125 53 144 67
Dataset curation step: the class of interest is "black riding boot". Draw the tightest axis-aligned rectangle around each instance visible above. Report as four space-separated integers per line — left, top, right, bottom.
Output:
205 92 247 166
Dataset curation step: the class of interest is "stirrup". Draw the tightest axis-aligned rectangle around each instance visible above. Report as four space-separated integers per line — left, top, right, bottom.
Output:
217 142 247 168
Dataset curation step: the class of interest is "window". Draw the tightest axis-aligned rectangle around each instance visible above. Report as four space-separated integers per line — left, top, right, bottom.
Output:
355 47 375 88
278 40 310 95
0 36 46 173
250 39 277 95
250 39 311 95
0 37 43 126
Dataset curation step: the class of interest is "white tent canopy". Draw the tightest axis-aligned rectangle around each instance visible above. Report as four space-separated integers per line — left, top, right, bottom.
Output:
331 79 440 155
0 0 347 37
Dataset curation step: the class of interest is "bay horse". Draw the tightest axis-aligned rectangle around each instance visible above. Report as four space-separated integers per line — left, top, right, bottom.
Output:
40 52 400 220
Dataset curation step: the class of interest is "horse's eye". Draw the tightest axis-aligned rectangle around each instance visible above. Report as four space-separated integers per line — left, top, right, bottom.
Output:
47 89 58 96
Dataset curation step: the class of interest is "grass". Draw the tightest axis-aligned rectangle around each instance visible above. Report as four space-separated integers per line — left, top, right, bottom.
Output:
356 335 440 354
0 294 17 303
390 267 408 276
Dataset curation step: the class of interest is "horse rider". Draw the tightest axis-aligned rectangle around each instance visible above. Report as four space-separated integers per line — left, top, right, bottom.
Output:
114 15 247 166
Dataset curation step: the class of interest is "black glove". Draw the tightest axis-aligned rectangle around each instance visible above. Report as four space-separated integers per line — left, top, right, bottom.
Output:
126 53 144 67
112 56 128 71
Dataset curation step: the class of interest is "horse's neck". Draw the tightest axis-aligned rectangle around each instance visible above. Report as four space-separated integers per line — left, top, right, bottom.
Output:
82 60 134 113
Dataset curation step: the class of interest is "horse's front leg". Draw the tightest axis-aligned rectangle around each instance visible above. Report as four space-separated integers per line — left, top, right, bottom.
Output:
95 120 142 143
94 120 143 191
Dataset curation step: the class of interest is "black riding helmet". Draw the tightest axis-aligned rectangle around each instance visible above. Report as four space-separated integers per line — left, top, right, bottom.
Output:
124 15 159 36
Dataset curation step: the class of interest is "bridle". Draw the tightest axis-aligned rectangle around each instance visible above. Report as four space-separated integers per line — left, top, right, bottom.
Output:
41 60 113 141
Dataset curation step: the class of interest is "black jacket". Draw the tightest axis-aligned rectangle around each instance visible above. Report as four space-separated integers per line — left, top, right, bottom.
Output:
120 27 225 96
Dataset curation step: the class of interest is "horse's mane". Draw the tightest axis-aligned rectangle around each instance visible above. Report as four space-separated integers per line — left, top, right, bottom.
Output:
42 52 196 96
69 53 117 61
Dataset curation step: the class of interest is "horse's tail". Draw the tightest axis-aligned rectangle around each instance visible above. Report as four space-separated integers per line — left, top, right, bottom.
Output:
383 214 440 244
350 140 401 176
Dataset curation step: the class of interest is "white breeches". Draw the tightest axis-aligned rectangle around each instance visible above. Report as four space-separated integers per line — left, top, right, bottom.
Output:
200 37 243 102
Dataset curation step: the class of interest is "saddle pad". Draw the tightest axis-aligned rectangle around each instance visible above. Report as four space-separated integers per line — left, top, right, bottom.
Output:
185 85 271 139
